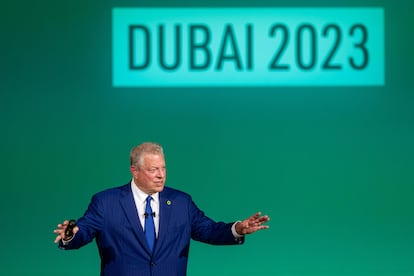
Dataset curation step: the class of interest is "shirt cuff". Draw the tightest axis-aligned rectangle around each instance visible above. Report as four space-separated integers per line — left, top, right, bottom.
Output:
231 221 244 238
61 234 75 245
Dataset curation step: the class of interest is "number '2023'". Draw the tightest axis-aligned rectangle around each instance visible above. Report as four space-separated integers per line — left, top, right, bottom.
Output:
269 23 368 71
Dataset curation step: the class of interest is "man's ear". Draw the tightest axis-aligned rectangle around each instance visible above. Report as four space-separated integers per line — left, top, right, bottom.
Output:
130 165 138 177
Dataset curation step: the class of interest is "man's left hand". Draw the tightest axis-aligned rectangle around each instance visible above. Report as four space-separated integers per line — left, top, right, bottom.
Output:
235 212 270 235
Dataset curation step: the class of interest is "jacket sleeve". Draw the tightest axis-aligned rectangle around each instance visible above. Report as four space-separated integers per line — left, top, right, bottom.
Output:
189 199 244 245
59 193 104 250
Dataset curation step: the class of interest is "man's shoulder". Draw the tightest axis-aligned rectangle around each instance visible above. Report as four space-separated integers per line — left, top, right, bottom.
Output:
92 182 131 199
162 186 191 200
91 184 192 202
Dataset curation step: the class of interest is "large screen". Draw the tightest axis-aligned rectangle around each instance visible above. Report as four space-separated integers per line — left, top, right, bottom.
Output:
1 0 413 275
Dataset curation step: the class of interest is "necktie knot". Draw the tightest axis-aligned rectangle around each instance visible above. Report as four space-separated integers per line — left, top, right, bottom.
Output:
146 196 152 208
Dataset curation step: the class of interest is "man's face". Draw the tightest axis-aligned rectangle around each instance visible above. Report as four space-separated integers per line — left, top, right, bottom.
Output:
131 153 166 194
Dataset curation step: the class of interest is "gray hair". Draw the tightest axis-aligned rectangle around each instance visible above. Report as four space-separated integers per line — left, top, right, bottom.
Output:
130 142 164 168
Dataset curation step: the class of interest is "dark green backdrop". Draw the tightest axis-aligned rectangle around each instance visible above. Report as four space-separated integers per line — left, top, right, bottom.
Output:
1 0 413 275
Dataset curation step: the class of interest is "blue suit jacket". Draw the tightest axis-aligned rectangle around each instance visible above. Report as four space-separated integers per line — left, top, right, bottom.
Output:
60 183 243 275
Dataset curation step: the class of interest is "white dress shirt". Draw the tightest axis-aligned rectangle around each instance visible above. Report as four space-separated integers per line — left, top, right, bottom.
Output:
131 180 160 237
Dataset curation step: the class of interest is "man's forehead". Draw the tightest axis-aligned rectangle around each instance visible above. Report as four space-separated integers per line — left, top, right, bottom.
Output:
142 153 165 163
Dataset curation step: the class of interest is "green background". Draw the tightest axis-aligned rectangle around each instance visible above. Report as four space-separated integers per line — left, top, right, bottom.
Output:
1 0 413 275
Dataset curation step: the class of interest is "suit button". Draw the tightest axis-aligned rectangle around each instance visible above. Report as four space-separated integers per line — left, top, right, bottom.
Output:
150 261 155 266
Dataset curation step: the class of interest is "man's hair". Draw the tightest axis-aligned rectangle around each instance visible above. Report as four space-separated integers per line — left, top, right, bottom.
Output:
130 142 164 168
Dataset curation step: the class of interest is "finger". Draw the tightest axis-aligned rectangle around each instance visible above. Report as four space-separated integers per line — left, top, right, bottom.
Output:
250 225 270 232
257 215 270 222
253 214 268 221
53 229 63 234
54 235 62 243
247 212 260 220
253 212 261 218
57 222 68 229
250 216 269 227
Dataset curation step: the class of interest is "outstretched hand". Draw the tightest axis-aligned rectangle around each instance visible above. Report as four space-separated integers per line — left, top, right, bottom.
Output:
235 212 270 235
53 220 79 243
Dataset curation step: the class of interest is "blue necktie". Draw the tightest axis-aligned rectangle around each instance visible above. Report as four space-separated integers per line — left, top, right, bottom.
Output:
145 196 156 252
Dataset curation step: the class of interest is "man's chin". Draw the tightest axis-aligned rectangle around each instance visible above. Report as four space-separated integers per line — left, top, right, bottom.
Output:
156 185 165 192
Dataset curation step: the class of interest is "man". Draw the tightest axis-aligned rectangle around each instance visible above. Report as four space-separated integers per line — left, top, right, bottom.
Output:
54 142 270 276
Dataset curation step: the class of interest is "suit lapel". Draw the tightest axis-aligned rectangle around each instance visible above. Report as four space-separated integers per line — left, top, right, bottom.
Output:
153 188 173 255
119 183 152 254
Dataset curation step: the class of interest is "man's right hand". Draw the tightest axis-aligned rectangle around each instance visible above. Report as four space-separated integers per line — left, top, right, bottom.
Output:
53 220 79 243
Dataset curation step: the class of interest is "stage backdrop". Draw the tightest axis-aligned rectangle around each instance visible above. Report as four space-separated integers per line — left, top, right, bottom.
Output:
1 0 413 275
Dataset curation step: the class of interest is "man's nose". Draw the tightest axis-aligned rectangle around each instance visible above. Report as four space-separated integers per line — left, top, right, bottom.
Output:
156 169 165 178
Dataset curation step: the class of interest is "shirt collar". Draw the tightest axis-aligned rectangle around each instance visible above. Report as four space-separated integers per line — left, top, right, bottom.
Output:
131 179 159 204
